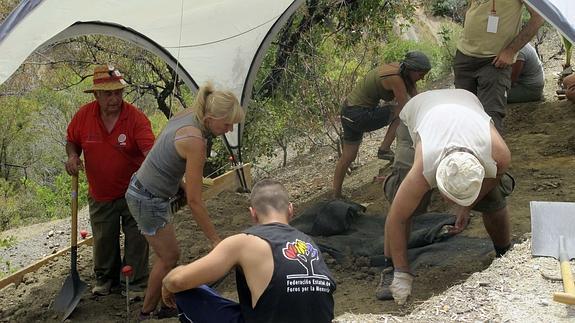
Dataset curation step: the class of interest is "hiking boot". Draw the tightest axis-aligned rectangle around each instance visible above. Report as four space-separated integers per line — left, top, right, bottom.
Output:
377 148 395 161
495 244 511 258
91 280 112 296
375 266 394 300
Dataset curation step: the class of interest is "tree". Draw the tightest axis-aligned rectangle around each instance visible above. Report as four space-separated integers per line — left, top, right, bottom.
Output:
247 0 419 163
256 0 416 100
0 0 18 21
32 36 190 118
0 96 39 182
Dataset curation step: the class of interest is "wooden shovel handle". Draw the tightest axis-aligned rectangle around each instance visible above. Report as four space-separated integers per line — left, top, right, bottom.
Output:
553 292 575 305
71 175 79 248
560 259 575 295
558 236 575 294
554 235 575 305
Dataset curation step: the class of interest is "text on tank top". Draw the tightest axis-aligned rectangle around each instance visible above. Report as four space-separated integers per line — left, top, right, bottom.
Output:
236 223 336 323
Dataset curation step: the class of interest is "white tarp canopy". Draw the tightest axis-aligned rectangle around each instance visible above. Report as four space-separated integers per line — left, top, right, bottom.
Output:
0 0 304 183
525 0 575 44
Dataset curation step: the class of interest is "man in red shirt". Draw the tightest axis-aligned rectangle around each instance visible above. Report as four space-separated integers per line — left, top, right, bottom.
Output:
65 64 155 296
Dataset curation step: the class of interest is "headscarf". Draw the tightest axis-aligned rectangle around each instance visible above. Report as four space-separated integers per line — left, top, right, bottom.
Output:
402 51 431 72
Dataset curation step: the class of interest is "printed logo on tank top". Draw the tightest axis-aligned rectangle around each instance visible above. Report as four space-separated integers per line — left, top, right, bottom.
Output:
282 239 332 294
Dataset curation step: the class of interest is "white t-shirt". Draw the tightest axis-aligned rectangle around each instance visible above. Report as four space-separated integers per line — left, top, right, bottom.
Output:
399 89 497 187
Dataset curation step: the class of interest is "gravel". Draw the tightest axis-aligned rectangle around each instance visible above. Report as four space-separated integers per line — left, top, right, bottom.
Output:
335 238 575 322
0 208 91 274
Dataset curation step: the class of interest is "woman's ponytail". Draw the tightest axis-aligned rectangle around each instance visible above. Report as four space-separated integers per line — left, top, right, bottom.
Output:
191 82 215 122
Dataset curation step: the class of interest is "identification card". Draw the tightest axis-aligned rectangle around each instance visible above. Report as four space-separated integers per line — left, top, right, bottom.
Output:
487 14 499 33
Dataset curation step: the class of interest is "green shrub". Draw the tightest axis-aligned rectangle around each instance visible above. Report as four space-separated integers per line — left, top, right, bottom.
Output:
428 0 467 22
0 235 15 248
148 111 169 137
377 37 454 86
26 172 89 223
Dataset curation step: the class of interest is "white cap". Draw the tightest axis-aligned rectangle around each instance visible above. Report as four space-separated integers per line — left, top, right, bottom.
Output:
436 151 484 206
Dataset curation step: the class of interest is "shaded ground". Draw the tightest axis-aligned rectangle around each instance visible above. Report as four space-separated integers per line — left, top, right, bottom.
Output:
1 32 575 323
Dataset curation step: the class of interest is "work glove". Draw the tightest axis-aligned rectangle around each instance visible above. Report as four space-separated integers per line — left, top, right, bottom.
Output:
390 271 414 305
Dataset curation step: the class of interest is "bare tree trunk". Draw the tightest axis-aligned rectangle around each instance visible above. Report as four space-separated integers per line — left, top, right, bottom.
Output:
277 138 288 167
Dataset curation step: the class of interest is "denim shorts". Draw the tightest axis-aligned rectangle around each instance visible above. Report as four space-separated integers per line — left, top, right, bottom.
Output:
125 174 171 236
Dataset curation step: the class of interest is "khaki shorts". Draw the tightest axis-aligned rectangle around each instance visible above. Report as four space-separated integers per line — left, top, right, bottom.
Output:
473 173 515 213
383 167 432 216
384 168 515 214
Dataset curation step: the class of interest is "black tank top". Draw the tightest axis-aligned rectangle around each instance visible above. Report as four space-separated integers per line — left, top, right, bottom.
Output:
236 223 336 323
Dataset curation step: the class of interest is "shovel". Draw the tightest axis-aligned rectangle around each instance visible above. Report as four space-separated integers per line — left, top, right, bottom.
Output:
553 236 575 305
53 175 87 320
530 201 575 305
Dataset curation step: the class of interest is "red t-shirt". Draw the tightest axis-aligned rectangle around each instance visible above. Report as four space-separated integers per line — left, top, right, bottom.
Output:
67 101 154 201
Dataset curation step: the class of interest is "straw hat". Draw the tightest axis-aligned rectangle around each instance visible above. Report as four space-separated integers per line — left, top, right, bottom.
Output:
84 64 127 93
436 151 485 206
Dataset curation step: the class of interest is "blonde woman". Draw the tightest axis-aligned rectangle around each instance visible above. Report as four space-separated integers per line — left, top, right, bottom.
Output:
125 83 245 320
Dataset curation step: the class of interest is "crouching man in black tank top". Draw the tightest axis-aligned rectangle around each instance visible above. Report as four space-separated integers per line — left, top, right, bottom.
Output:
161 179 336 323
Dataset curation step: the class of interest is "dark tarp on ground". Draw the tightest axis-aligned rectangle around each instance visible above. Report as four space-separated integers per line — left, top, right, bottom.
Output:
291 199 493 269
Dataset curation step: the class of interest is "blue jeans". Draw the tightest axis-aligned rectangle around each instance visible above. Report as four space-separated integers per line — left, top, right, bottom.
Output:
176 285 244 323
125 175 171 236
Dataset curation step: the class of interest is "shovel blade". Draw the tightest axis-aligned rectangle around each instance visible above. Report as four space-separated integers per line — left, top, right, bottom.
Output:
530 201 575 259
53 271 87 320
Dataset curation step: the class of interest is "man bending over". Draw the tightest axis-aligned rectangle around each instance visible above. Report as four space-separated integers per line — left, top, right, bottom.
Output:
383 89 514 305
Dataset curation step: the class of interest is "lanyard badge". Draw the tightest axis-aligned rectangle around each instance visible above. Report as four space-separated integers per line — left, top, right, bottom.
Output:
486 0 499 33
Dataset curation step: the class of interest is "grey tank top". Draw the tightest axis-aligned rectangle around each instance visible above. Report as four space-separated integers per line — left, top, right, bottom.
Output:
136 112 206 198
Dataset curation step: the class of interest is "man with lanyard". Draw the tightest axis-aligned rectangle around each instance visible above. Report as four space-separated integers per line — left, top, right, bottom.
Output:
161 179 336 323
454 0 544 132
65 64 155 295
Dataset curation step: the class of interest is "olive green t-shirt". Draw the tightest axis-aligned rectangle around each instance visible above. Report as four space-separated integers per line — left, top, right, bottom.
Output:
457 0 523 58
